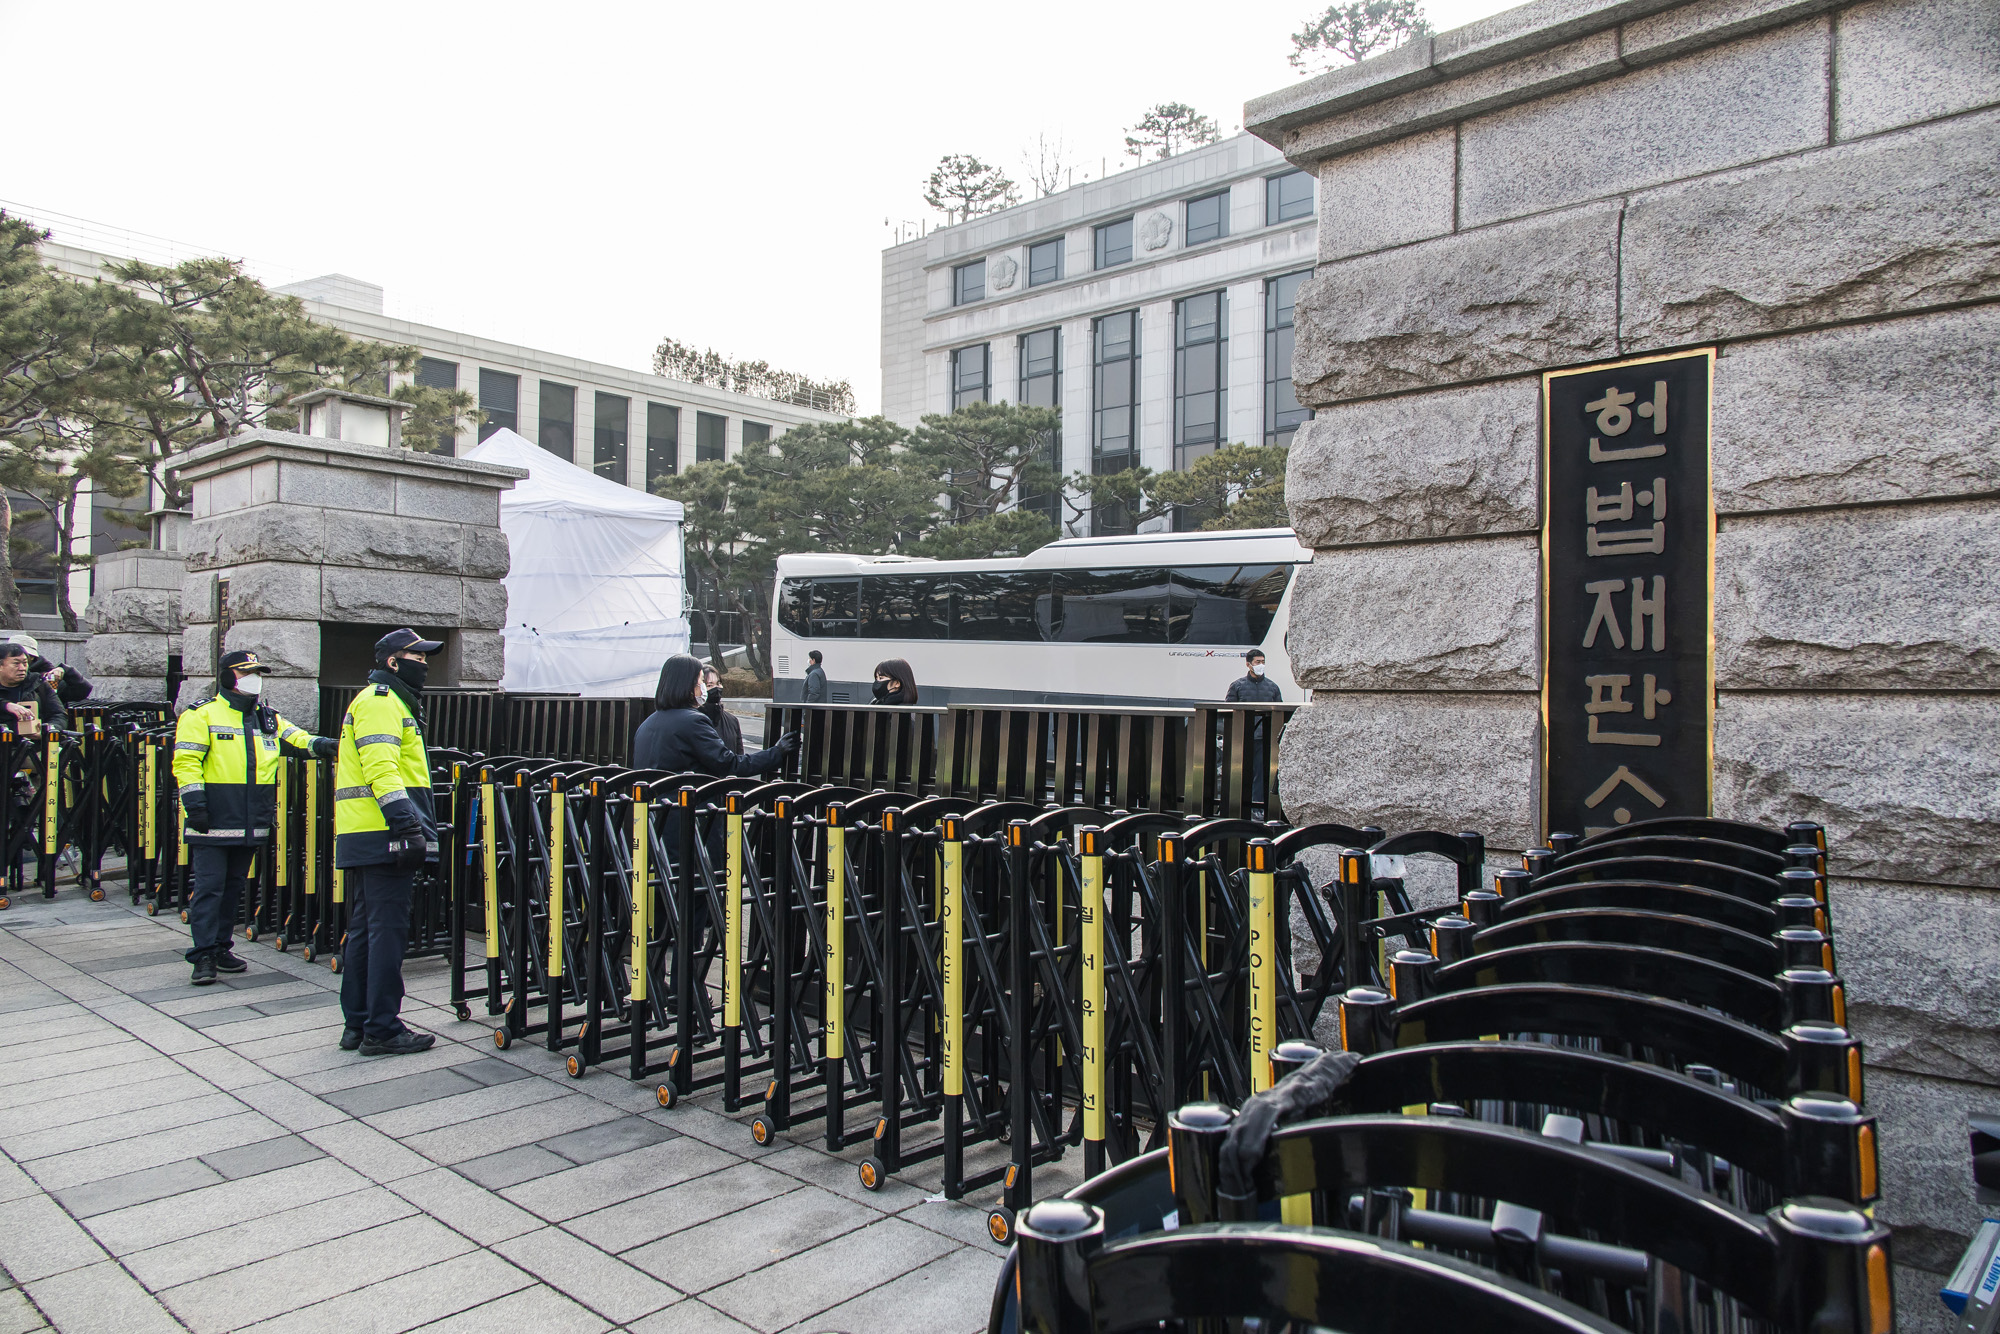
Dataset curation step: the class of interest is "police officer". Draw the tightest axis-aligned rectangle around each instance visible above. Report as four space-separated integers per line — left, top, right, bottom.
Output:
174 650 335 985
333 629 442 1056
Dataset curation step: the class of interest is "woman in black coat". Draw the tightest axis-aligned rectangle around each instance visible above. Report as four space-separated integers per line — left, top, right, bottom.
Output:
633 655 795 776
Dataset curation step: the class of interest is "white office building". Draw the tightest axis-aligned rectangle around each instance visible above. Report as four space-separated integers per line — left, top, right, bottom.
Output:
880 133 1317 534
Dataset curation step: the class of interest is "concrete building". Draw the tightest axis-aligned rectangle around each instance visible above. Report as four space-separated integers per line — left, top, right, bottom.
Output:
1253 0 1998 1327
880 135 1319 533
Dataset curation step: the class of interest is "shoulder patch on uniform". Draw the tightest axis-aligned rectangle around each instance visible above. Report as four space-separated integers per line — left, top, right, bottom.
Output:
373 684 390 695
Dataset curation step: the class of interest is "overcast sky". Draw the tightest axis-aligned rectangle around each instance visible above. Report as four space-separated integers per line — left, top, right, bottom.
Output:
3 0 1515 415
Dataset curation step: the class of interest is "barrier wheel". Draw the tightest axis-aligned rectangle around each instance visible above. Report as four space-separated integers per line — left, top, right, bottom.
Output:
565 1055 585 1080
986 1206 1015 1246
88 887 104 902
145 902 158 916
179 910 188 923
245 927 258 942
749 1115 774 1146
454 1004 471 1022
656 1084 675 1109
494 1028 511 1050
328 955 342 974
302 946 316 964
273 937 288 952
858 1156 886 1192
0 896 11 912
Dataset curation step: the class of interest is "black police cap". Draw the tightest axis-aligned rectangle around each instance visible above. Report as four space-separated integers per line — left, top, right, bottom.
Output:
375 628 445 663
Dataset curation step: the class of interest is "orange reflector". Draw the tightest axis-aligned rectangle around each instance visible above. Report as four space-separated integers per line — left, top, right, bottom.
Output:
1338 1007 1349 1052
1847 1047 1863 1102
1832 983 1847 1027
1857 1123 1876 1199
1822 942 1834 971
1866 1244 1890 1333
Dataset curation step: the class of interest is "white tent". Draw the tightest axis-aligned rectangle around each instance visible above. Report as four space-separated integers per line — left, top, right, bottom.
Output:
464 428 687 697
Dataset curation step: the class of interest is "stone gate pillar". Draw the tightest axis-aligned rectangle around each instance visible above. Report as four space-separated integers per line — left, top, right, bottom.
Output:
168 402 527 729
1249 2 1998 1326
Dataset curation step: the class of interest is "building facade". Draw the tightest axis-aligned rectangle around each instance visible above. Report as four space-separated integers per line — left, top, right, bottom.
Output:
880 135 1318 534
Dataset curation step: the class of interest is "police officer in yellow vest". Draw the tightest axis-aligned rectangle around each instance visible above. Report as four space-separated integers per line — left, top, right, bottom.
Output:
333 629 442 1056
174 650 335 985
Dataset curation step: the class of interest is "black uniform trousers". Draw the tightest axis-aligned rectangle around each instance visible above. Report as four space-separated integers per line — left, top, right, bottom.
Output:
186 845 256 962
340 863 417 1041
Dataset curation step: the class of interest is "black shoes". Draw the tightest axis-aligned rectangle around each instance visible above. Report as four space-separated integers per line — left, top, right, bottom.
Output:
359 1030 436 1057
190 953 217 986
214 950 248 974
340 1028 362 1051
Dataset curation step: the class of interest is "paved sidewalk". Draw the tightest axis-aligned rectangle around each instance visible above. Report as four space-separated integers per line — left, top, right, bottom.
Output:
0 892 1009 1333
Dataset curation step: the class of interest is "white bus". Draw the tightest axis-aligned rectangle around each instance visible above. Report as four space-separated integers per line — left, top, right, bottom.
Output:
770 527 1311 707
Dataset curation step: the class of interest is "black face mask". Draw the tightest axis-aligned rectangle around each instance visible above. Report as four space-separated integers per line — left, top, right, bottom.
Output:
871 680 894 703
701 686 723 714
391 657 429 692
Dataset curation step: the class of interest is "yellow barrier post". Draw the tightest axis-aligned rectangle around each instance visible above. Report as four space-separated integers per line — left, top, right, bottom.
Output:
722 793 746 1110
1079 826 1107 1178
823 802 847 1150
480 778 500 963
629 784 652 1080
1247 838 1277 1095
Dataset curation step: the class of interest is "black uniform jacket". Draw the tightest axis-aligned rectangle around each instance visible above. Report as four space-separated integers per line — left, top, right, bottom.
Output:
633 708 784 779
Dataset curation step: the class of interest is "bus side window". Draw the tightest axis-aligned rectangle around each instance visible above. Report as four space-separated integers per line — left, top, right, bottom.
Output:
1170 564 1291 644
1054 569 1170 643
862 575 947 639
777 579 811 636
954 572 1045 640
810 578 860 637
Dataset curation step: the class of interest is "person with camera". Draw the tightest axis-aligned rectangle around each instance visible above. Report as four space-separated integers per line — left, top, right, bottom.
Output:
332 630 442 1055
173 650 336 985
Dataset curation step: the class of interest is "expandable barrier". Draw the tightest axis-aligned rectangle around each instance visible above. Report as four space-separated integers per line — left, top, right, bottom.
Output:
995 813 1891 1334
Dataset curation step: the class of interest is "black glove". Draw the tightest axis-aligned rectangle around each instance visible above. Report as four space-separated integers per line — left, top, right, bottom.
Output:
182 794 210 833
310 736 337 760
777 730 802 756
391 836 427 872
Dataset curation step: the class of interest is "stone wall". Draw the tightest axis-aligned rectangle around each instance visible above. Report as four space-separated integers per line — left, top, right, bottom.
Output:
85 549 187 703
170 430 525 729
1249 0 1999 1325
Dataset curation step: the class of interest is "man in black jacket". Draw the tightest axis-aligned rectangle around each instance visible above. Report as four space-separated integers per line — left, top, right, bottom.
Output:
803 650 827 704
0 643 66 732
4 635 91 706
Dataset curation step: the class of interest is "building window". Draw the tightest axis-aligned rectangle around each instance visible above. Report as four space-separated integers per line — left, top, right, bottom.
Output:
1028 237 1064 287
477 369 518 442
538 381 575 461
646 403 678 489
742 422 772 451
1092 311 1139 535
1265 269 1313 445
414 357 458 454
1094 218 1134 270
593 392 629 482
1018 328 1061 521
1174 291 1227 473
1185 191 1229 246
953 259 986 306
1266 169 1315 225
695 412 727 462
951 345 989 411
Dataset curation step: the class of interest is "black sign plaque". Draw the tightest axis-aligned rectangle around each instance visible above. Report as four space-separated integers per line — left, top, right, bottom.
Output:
1543 350 1714 840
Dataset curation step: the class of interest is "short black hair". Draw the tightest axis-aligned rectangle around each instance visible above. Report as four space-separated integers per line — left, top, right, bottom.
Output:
808 650 822 664
0 644 26 661
654 654 706 710
1245 649 1266 663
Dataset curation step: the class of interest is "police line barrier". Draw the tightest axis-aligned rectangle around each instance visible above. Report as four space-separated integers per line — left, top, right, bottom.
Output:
995 814 1890 1334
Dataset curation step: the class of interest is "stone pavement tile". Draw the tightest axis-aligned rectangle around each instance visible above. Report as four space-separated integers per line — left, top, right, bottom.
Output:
240 1248 533 1334
174 1045 280 1091
248 992 343 1017
0 1032 148 1070
457 1145 571 1192
188 1007 346 1045
0 1154 42 1205
403 1095 624 1167
411 1282 611 1334
622 1187 873 1294
783 1245 1002 1334
22 1258 181 1334
0 1053 185 1112
568 1160 800 1254
0 991 64 1016
74 949 189 974
285 1043 482 1091
200 1133 326 1180
87 1003 217 1057
233 1026 355 1062
898 1196 1012 1251
84 1158 374 1256
19 1071 213 1129
92 963 193 992
231 1079 349 1133
182 1005 261 1029
157 1215 474 1334
388 1167 543 1245
357 1072 565 1138
501 1135 737 1224
492 1225 681 1325
758 1142 931 1213
0 1192 111 1282
0 1011 113 1047
627 1300 758 1334
27 1109 282 1191
124 1186 418 1290
300 1120 435 1184
0 1285 45 1334
449 1057 533 1088
702 1217 959 1333
539 1115 674 1165
50 1158 225 1219
0 1089 242 1162
643 1104 781 1159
